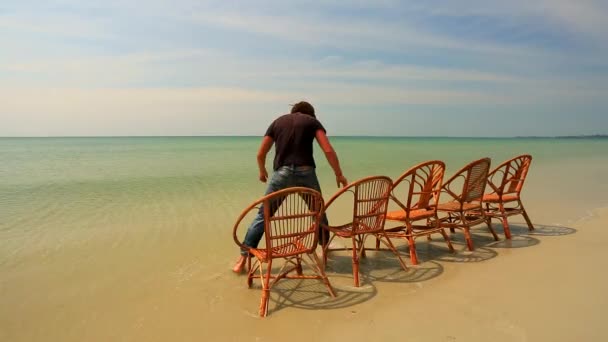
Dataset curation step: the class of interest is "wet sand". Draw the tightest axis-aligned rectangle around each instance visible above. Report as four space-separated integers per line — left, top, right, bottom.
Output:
3 204 608 341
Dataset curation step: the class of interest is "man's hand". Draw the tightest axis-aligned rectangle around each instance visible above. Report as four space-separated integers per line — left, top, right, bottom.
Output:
316 130 347 188
259 169 268 183
256 136 273 183
336 174 348 188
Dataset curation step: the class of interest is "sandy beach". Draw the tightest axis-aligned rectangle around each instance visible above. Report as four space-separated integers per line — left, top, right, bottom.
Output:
6 193 607 342
212 210 608 342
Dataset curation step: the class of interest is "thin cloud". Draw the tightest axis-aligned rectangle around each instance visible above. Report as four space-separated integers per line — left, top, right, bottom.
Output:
191 10 549 58
0 0 606 136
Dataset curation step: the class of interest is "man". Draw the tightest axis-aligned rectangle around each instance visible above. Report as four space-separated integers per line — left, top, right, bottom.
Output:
233 101 348 273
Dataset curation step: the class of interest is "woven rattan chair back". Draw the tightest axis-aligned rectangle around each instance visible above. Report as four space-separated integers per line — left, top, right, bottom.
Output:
348 176 393 235
392 160 445 213
443 158 492 204
488 155 532 196
261 187 324 258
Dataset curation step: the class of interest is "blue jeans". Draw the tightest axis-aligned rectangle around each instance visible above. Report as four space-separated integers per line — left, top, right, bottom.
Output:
240 165 329 256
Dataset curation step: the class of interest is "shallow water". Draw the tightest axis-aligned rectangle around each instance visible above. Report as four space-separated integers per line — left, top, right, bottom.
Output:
1 136 607 341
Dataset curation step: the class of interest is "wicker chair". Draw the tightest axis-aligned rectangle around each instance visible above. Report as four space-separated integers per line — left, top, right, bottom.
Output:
483 155 534 239
437 158 498 251
383 161 454 265
232 187 335 317
321 176 408 287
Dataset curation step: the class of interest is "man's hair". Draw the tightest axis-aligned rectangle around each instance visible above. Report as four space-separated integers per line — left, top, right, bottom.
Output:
290 101 315 117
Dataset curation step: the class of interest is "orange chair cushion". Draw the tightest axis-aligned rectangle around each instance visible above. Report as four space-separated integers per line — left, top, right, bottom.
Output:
250 240 308 262
385 208 435 221
483 193 519 203
436 201 481 211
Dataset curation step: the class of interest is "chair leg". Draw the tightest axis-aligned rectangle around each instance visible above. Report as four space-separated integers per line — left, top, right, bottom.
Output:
377 232 408 271
408 238 419 265
486 217 499 241
359 236 367 259
309 252 337 297
351 237 360 287
439 229 455 253
463 228 475 251
499 216 512 239
259 260 273 317
296 256 303 275
406 228 419 265
448 213 456 234
497 203 511 239
520 201 535 231
247 256 254 288
322 233 335 267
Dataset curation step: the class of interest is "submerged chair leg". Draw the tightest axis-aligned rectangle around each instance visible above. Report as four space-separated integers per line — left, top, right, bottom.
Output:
259 260 273 317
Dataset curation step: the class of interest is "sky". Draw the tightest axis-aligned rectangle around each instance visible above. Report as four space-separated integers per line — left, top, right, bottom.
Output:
1 0 607 137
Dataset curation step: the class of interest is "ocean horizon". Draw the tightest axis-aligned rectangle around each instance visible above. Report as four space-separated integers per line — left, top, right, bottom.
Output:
2 134 607 139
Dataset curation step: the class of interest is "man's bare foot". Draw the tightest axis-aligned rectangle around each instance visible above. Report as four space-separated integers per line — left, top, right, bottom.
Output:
232 255 247 273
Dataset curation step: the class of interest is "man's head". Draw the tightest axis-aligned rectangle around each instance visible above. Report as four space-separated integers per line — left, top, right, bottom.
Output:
290 101 315 118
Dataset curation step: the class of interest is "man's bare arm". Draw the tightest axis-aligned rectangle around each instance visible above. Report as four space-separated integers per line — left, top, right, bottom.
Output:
315 129 348 187
257 136 274 183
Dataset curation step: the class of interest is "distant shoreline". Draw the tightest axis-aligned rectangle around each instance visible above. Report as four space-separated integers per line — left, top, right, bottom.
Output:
1 135 607 139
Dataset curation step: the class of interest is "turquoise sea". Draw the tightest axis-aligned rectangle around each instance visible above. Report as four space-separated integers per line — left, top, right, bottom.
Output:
1 136 608 341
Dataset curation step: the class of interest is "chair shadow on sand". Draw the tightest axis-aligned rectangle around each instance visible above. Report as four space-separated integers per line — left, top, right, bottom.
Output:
485 222 576 248
378 233 499 264
513 223 577 236
260 249 446 314
444 221 576 251
251 222 577 315
252 268 378 315
325 251 444 284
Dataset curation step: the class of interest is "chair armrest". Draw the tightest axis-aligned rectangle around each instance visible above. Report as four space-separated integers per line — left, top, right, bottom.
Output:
439 185 460 203
232 202 262 250
320 222 353 233
486 167 506 194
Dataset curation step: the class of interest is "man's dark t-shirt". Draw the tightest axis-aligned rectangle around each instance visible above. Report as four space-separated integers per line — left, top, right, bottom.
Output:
265 113 326 171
